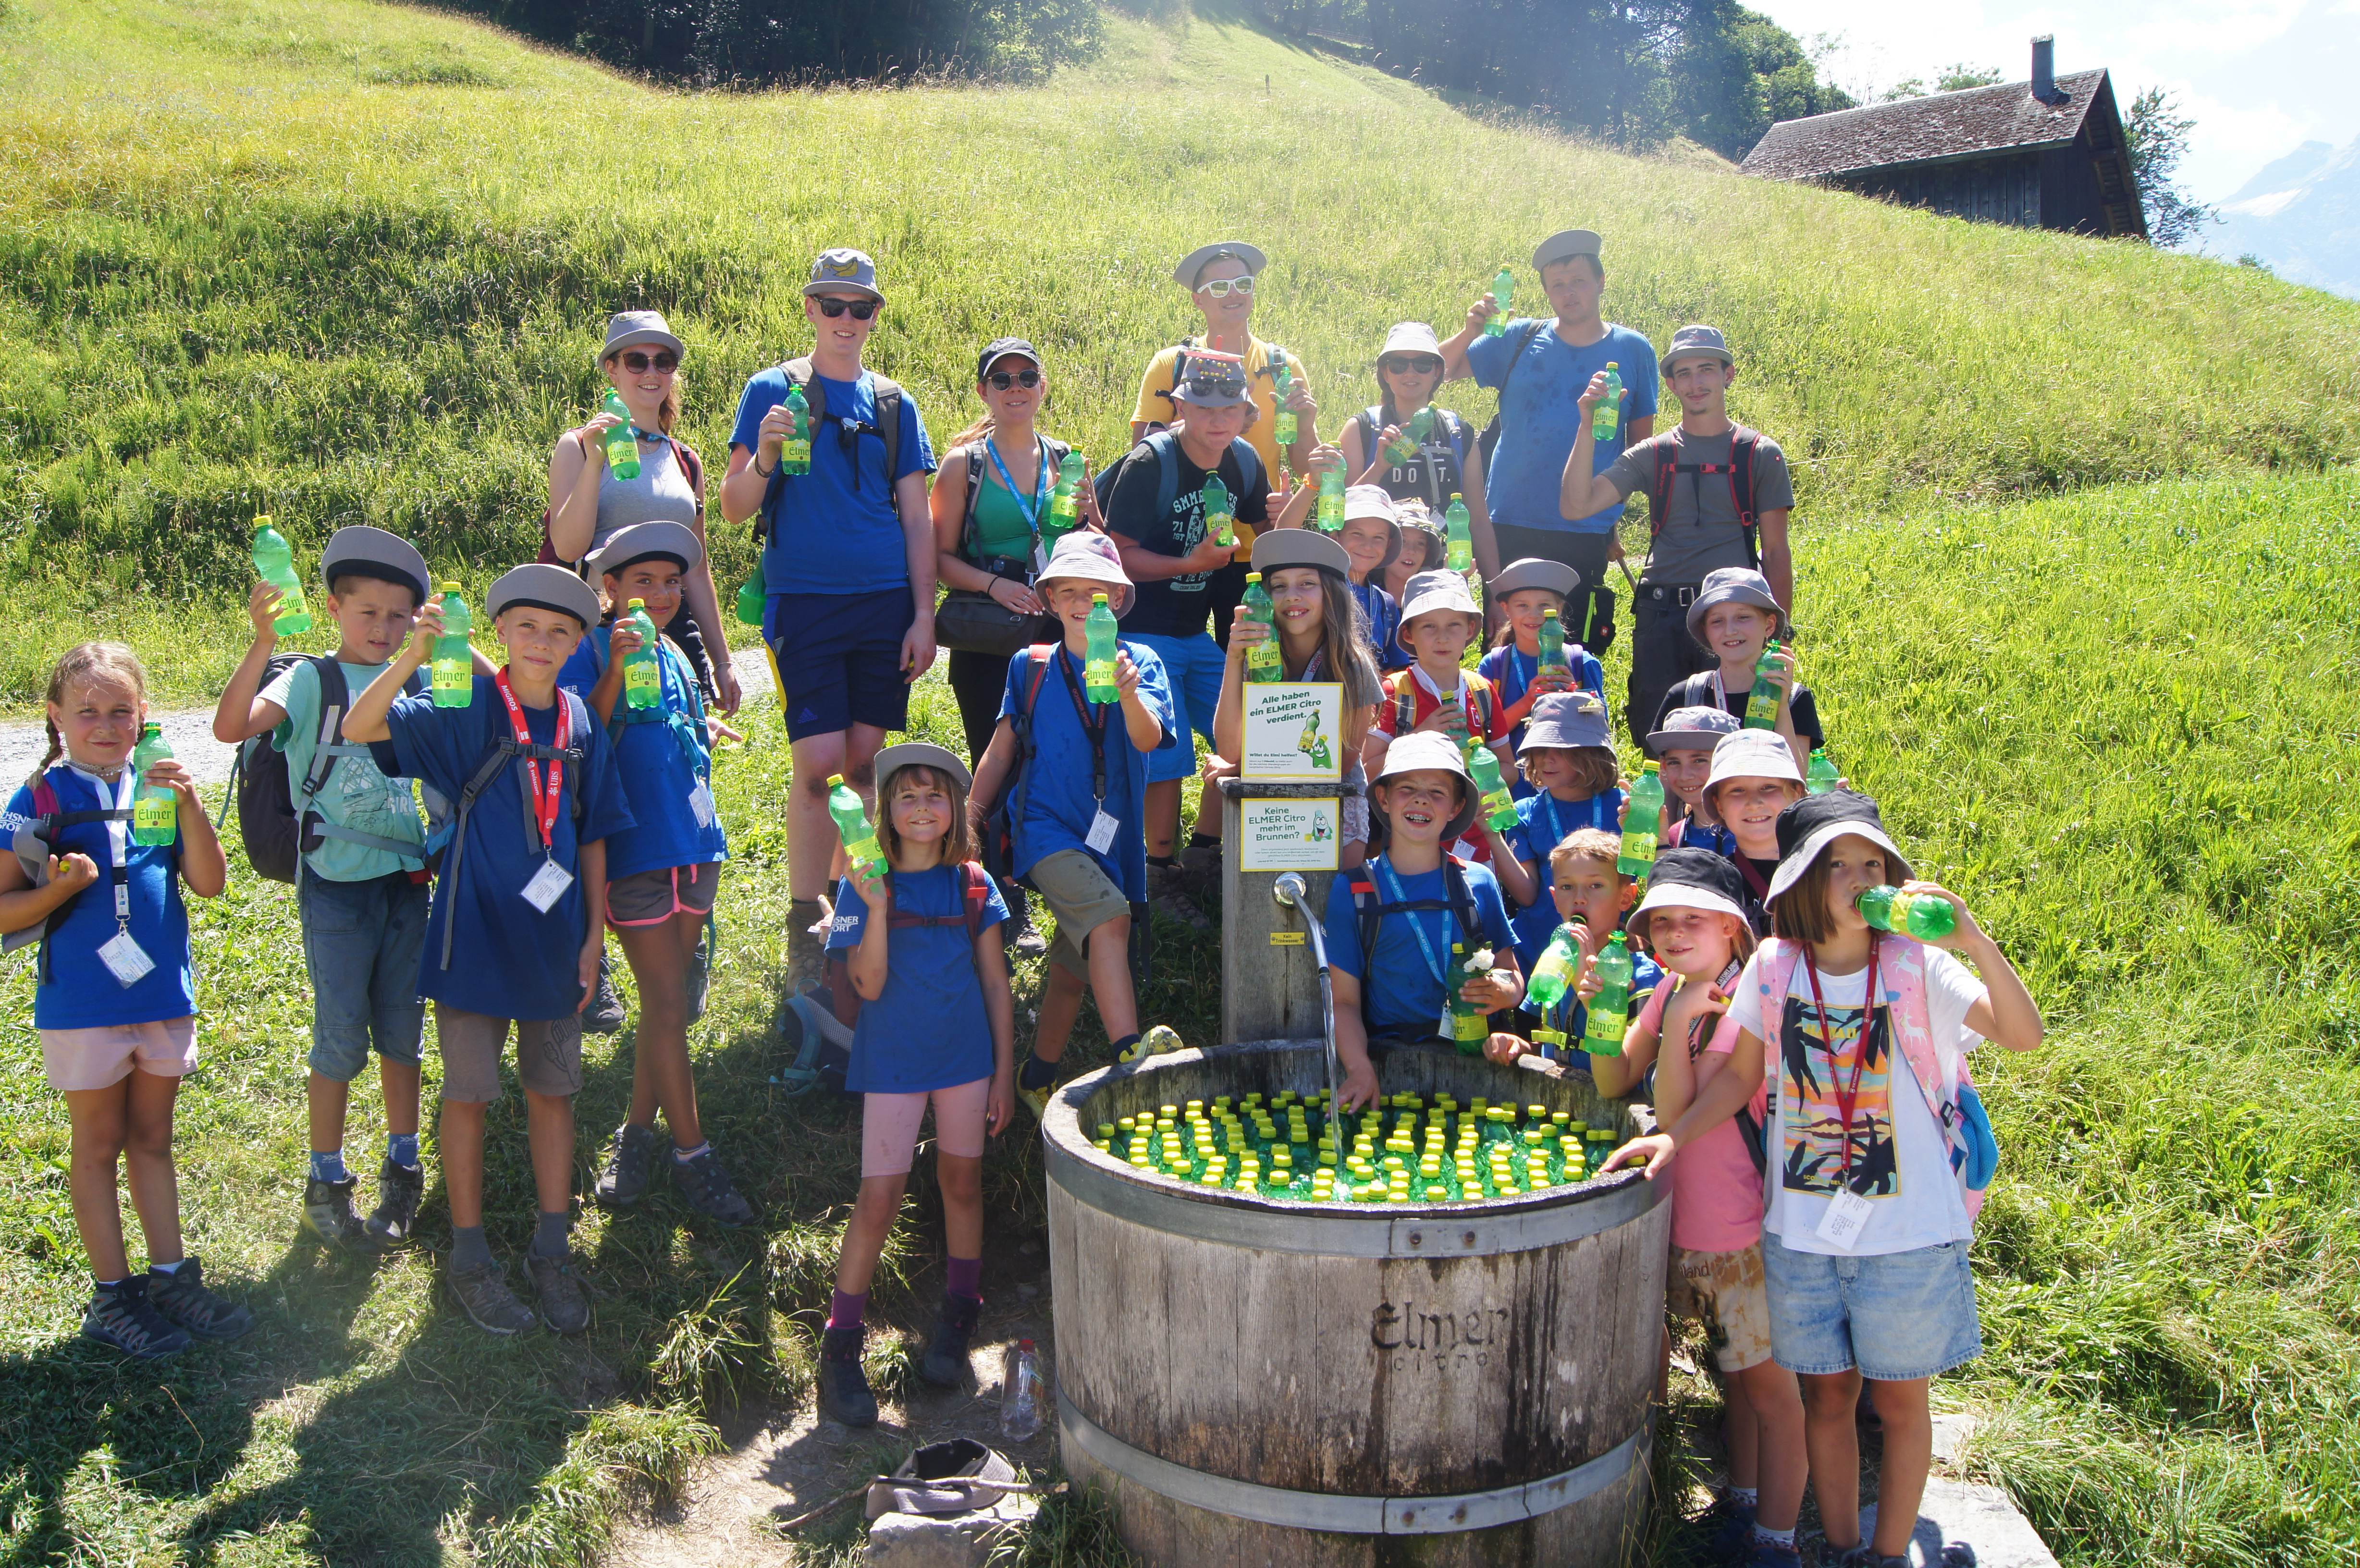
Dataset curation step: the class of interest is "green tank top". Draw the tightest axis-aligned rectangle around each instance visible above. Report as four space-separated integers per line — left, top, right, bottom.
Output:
969 466 1039 561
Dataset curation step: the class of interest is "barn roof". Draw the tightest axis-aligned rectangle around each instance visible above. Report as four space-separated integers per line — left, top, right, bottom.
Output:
1742 70 2111 181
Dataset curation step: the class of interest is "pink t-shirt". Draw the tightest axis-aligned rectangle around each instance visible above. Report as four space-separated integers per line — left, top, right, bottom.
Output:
1638 976 1767 1253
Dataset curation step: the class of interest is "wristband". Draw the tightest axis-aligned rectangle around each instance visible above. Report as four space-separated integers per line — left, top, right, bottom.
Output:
753 455 778 478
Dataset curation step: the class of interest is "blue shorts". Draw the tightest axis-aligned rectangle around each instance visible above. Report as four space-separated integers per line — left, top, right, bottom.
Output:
765 588 913 741
1760 1230 1982 1382
1127 632 1224 785
299 867 430 1082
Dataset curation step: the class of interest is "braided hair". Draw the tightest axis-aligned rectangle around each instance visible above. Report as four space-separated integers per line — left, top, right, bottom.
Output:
30 642 148 787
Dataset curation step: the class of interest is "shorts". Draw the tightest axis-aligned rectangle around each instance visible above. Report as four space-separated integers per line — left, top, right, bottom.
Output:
1667 1241 1775 1373
1340 756 1370 847
764 588 914 741
1761 1230 1982 1382
607 862 721 928
300 867 430 1082
432 1004 584 1103
41 1017 197 1092
1126 632 1225 784
1028 849 1131 978
860 1077 991 1177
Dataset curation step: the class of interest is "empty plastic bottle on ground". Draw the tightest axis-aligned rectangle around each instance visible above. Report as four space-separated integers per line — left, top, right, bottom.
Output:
131 724 176 847
1085 594 1119 703
1743 641 1784 729
622 599 662 710
599 390 640 480
1204 475 1235 548
1316 465 1345 530
1526 923 1581 1014
781 384 811 476
251 519 312 635
1444 493 1473 571
1466 746 1517 830
1486 267 1513 336
1538 607 1571 678
1583 934 1634 1055
1001 1340 1045 1441
1619 761 1663 876
1857 885 1958 940
827 776 882 880
1807 747 1840 795
1241 574 1282 683
1271 350 1297 450
431 584 473 707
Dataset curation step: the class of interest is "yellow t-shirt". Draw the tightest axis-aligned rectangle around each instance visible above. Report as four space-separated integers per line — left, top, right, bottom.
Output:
1131 334 1312 532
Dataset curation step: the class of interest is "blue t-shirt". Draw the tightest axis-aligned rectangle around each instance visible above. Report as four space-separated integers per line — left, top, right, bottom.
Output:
1477 641 1609 790
1352 579 1407 671
1526 945 1663 1070
1321 857 1517 1035
1001 641 1176 904
373 679 635 1020
1500 787 1629 968
732 367 935 596
4 767 195 1029
825 864 1011 1093
558 628 727 882
1466 321 1659 534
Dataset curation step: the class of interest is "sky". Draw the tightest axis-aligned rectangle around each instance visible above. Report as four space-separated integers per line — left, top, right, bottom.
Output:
1746 0 2360 202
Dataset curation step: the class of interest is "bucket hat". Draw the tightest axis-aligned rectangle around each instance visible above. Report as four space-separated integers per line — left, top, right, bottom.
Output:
1631 847 1752 929
1249 527 1350 577
1379 322 1443 358
1517 691 1611 753
1659 324 1734 377
588 520 703 582
599 310 683 365
320 525 431 605
1685 566 1791 649
1371 730 1477 845
1705 730 1803 795
1398 569 1481 626
805 248 885 303
1487 557 1579 602
1645 704 1741 756
1168 351 1252 410
487 563 602 629
1531 229 1604 272
1765 789 1914 902
1174 241 1267 288
873 741 972 795
1035 530 1134 617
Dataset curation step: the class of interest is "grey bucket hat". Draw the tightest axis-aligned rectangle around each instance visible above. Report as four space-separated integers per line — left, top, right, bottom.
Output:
1531 229 1603 272
1250 527 1350 577
873 740 972 795
1036 530 1135 617
1174 241 1267 288
1487 557 1580 602
1659 323 1734 377
599 310 683 365
1686 566 1791 649
805 247 885 303
1399 569 1481 626
486 563 602 629
1168 351 1252 410
1646 704 1741 756
588 520 704 583
320 525 431 604
1372 730 1478 845
1518 691 1612 753
1705 729 1803 795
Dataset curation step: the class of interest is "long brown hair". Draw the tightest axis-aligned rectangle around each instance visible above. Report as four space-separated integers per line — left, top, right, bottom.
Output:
30 642 147 786
1269 565 1383 711
876 763 976 869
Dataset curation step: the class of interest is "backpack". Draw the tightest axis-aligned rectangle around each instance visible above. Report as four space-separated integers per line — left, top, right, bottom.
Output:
753 358 904 548
433 688 594 972
538 432 705 567
823 860 994 1030
3 771 135 984
1475 321 1549 469
1091 429 1266 527
1352 406 1467 510
1645 425 1767 570
956 434 1075 564
218 655 436 885
1389 674 1496 747
1342 855 1488 1036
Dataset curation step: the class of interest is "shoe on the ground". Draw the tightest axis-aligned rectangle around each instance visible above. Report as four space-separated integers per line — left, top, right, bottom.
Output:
364 1157 424 1248
594 1122 662 1209
1743 1539 1803 1568
525 1250 591 1335
446 1257 536 1335
301 1175 376 1251
82 1276 190 1360
920 1291 982 1387
1016 1061 1058 1124
583 950 627 1035
1828 1548 1908 1568
1175 839 1222 893
1003 882 1047 956
147 1256 255 1341
1708 1496 1758 1560
1119 1025 1184 1064
1146 862 1212 932
817 1324 879 1426
671 1145 756 1227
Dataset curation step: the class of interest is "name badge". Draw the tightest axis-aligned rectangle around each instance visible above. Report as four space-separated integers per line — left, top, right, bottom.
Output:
1816 1187 1874 1251
521 859 575 913
98 929 157 988
689 782 716 828
1085 810 1119 855
1452 838 1481 861
1436 1009 1457 1043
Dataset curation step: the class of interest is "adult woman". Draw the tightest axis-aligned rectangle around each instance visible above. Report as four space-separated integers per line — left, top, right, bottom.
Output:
1340 322 1492 541
547 311 742 716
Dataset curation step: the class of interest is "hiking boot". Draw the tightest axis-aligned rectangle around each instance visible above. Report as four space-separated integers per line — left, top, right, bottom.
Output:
147 1257 255 1341
364 1157 424 1248
301 1175 376 1251
446 1257 536 1335
671 1145 756 1227
82 1276 190 1360
1175 839 1223 893
1002 881 1046 956
594 1122 662 1209
1147 862 1211 932
919 1291 982 1388
816 1324 879 1427
787 901 828 994
525 1251 592 1335
583 950 627 1036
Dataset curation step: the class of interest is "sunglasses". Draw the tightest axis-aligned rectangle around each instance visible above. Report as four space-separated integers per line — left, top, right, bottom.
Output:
815 298 880 320
985 369 1043 390
1379 355 1442 375
1194 276 1256 298
613 351 678 373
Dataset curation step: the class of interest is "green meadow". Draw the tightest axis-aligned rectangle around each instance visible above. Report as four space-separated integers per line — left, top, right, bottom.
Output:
3 0 2360 1564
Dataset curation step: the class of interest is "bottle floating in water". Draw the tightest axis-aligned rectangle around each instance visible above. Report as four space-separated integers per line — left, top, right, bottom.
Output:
1486 266 1513 337
251 518 312 635
1537 607 1571 679
622 599 662 710
1465 746 1517 831
1204 475 1235 549
1743 640 1783 730
132 723 176 847
599 389 641 480
827 775 882 879
1857 885 1957 940
1525 923 1581 1015
1271 349 1297 449
1444 493 1474 571
1241 574 1282 683
735 559 766 627
1085 593 1119 703
1619 760 1662 876
1807 747 1840 795
781 384 811 476
1316 464 1345 531
1583 933 1633 1056
1383 407 1434 466
1591 363 1622 441
1449 943 1490 1054
1048 450 1085 535
432 583 474 708
1001 1340 1045 1441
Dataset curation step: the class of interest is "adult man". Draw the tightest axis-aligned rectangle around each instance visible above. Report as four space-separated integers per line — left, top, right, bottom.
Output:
719 248 938 988
1557 324 1795 747
1440 229 1657 651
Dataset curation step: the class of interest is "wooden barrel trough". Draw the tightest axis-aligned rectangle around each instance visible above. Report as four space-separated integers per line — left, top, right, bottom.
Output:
1043 1041 1668 1567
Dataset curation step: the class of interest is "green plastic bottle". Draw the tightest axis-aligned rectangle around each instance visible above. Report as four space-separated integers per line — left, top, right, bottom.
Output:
827 775 882 879
1857 885 1958 940
1537 607 1570 678
1743 640 1783 730
131 723 176 847
1271 349 1297 449
1448 943 1488 1054
431 583 473 707
1525 924 1581 1015
1444 493 1473 571
600 389 641 480
1807 747 1840 795
1204 475 1236 549
1591 363 1622 441
1085 593 1119 703
251 519 312 635
1486 266 1513 337
1619 760 1663 876
1383 407 1434 466
1048 450 1085 534
736 558 766 627
1466 745 1517 831
1583 933 1634 1056
1241 573 1282 683
781 384 811 476
1316 465 1345 531
622 598 662 710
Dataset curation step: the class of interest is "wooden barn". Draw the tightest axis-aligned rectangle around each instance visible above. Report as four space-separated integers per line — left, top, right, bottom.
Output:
1741 38 2147 240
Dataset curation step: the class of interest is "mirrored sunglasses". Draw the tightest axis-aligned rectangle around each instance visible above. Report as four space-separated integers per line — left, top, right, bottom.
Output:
614 350 679 373
1194 276 1256 297
986 369 1043 390
1379 355 1442 375
816 298 880 320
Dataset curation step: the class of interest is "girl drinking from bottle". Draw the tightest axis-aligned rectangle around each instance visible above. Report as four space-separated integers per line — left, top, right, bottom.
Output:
816 743 1015 1429
1340 323 1491 540
1650 567 1819 772
0 644 249 1359
1605 791 2043 1568
1479 558 1607 791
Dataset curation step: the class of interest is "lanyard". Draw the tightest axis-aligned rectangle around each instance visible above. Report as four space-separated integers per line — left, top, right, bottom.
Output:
71 765 136 927
1373 859 1451 992
494 669 570 856
1051 646 1112 805
1801 941 1880 1179
985 435 1050 536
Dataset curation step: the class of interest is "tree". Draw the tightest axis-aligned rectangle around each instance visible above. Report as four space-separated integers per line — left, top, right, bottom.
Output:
1883 63 1998 101
2122 86 2217 248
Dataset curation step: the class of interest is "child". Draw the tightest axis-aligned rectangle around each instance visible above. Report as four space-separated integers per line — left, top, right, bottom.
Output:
561 522 751 1227
1382 502 1445 607
1485 829 1659 1069
1649 705 1741 857
1497 693 1627 968
1704 730 1807 928
969 532 1175 1116
1336 485 1407 672
2 643 250 1357
344 565 634 1337
1321 733 1523 1100
1363 570 1515 867
212 526 448 1253
816 743 1016 1427
1651 568 1822 773
1478 558 1607 787
1212 528 1385 867
1608 791 2043 1568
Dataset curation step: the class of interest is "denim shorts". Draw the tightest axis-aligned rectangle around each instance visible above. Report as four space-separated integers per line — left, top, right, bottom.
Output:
300 867 430 1082
1126 631 1225 784
1761 1229 1982 1381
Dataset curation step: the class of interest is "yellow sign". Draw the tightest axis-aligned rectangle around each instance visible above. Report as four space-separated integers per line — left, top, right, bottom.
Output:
1270 931 1306 946
1240 798 1341 871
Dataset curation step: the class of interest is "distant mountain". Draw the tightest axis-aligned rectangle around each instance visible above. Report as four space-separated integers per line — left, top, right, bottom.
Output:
2203 137 2360 299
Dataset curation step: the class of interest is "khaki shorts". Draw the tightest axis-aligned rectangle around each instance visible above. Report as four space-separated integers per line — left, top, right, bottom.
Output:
433 1004 584 1103
607 862 721 928
1028 849 1132 978
41 1017 198 1092
1668 1240 1776 1373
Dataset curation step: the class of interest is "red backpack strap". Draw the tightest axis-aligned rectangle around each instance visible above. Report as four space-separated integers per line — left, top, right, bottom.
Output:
1648 436 1677 540
32 775 60 820
960 860 991 942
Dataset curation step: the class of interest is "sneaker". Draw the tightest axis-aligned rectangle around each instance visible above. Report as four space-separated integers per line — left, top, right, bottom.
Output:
525 1251 592 1335
1003 882 1046 956
671 1146 755 1227
82 1277 190 1360
147 1256 255 1340
364 1157 424 1248
446 1257 537 1335
583 950 627 1036
816 1324 879 1426
301 1175 376 1251
1827 1548 1908 1568
594 1122 662 1209
1743 1540 1803 1568
920 1291 982 1387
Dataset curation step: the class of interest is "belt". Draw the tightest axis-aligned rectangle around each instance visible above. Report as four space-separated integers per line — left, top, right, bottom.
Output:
975 554 1032 580
1640 583 1703 607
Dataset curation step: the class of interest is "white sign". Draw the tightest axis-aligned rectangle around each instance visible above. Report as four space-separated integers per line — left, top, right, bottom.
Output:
1240 798 1341 871
1240 683 1344 782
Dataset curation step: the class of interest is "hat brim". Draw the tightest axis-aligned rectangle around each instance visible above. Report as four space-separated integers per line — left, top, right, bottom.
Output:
1646 727 1730 754
590 521 706 581
1250 529 1351 577
1487 558 1579 600
1685 587 1791 647
322 556 430 604
1633 881 1751 926
487 564 603 628
1763 818 1906 903
1659 347 1734 378
1399 589 1481 625
1174 241 1267 287
1036 572 1132 619
873 742 972 794
803 280 884 303
1369 756 1477 847
1516 723 1610 754
978 346 1043 378
1169 383 1251 409
1531 230 1603 271
600 329 685 364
